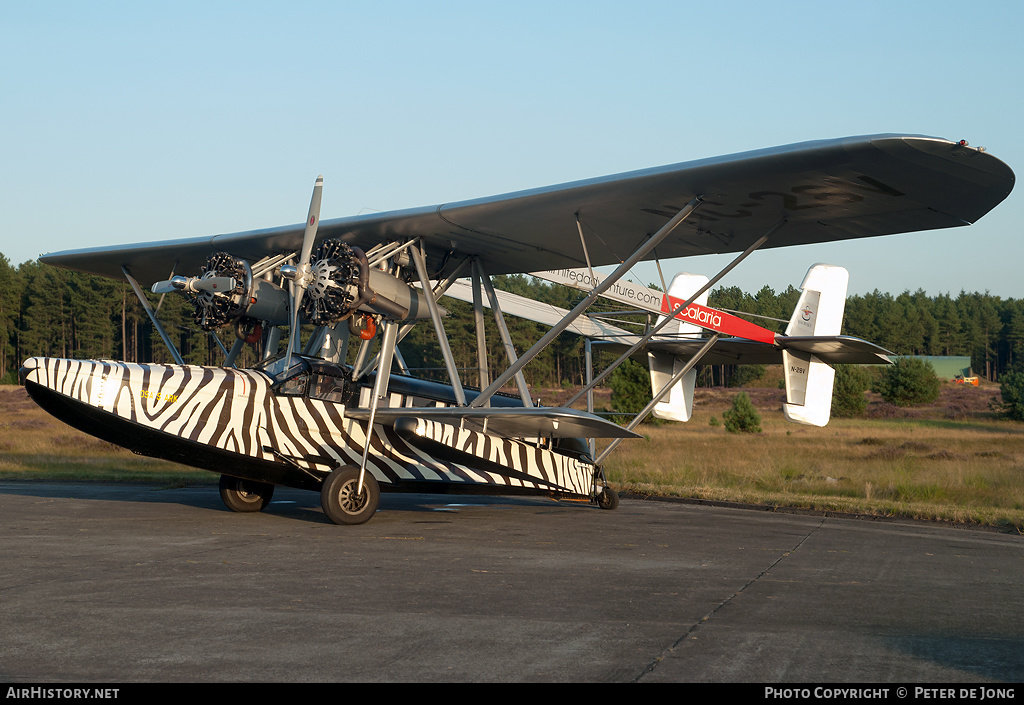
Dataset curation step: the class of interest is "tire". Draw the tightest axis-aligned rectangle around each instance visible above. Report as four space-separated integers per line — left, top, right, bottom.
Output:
321 465 380 525
219 475 275 513
597 486 619 511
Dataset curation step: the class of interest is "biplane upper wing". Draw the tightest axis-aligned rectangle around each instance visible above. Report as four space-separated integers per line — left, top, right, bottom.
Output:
39 134 1013 285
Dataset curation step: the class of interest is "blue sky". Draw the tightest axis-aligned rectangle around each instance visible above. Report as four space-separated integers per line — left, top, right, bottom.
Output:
3 1 1022 298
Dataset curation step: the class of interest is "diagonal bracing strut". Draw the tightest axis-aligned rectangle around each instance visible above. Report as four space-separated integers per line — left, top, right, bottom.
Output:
474 258 533 407
412 241 468 406
122 266 185 365
564 219 787 409
469 196 704 408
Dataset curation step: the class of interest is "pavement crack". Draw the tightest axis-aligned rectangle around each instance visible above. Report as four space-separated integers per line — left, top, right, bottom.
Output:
632 516 826 682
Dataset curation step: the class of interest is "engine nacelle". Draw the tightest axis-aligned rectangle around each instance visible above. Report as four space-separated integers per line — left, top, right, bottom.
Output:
179 241 434 334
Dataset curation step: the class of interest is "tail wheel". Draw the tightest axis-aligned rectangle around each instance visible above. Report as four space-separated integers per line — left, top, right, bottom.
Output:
219 475 275 513
321 465 380 525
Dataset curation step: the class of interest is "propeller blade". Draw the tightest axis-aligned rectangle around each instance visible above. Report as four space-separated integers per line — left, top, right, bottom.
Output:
151 275 190 294
192 276 237 294
285 175 323 368
150 276 236 295
151 280 179 294
300 175 323 267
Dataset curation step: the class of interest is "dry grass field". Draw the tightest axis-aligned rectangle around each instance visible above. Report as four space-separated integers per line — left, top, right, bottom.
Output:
597 382 1024 532
0 384 206 484
3 378 1022 532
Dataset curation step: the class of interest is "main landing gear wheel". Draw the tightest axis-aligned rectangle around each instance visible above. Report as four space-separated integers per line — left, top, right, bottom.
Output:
597 486 619 511
321 465 380 525
219 475 275 513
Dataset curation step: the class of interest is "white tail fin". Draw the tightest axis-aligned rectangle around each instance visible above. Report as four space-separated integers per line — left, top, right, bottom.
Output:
649 273 708 422
782 264 849 427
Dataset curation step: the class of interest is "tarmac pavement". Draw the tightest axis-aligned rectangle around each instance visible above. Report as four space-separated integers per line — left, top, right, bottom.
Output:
1 481 1022 683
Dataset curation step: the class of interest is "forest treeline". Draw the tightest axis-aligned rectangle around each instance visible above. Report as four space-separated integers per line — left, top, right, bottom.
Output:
2 252 1022 387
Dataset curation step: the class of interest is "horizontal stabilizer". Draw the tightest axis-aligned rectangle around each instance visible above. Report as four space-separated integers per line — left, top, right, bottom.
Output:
646 335 890 366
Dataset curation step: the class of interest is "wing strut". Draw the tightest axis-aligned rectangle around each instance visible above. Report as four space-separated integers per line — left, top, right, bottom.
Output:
575 214 598 288
357 320 399 494
585 338 596 460
470 261 490 390
563 218 787 409
352 248 468 381
122 266 185 365
470 195 704 409
411 241 467 406
223 338 245 367
474 259 533 407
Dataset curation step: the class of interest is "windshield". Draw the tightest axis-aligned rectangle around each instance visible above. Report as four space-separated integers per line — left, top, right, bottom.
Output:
255 352 310 385
256 353 353 402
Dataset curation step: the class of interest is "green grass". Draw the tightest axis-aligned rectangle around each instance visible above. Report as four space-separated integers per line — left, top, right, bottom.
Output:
4 382 1023 532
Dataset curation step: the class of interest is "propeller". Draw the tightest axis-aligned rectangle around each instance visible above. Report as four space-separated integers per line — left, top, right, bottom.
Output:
283 175 323 369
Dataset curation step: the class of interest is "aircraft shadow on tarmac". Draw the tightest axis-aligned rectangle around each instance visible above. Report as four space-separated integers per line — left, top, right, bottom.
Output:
884 634 1024 681
0 481 575 524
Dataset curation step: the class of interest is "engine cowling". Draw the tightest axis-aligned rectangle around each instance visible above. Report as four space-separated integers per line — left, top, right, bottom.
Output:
186 253 289 332
188 253 250 331
301 240 365 325
299 240 433 323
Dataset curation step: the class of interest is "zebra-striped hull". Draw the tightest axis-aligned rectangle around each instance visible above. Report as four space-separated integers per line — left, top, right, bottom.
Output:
21 357 600 500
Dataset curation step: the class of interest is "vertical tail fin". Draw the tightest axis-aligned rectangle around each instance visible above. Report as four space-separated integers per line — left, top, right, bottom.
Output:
782 264 849 427
649 273 708 422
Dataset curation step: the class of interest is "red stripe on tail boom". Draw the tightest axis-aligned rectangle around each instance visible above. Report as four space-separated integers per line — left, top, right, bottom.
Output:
661 295 777 345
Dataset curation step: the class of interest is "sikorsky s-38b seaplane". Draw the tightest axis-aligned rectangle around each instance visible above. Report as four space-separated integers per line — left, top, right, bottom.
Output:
20 135 1014 524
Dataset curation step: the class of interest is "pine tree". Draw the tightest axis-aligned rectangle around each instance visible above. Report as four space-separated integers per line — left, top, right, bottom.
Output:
999 363 1024 422
831 365 872 418
723 392 761 433
0 255 20 381
872 357 941 407
609 358 652 419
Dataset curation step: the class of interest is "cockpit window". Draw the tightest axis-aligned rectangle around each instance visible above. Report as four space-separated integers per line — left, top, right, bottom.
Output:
310 373 348 403
259 353 352 400
256 352 306 382
277 371 309 396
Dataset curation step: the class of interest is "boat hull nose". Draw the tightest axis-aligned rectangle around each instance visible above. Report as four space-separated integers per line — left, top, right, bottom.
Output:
18 356 43 386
